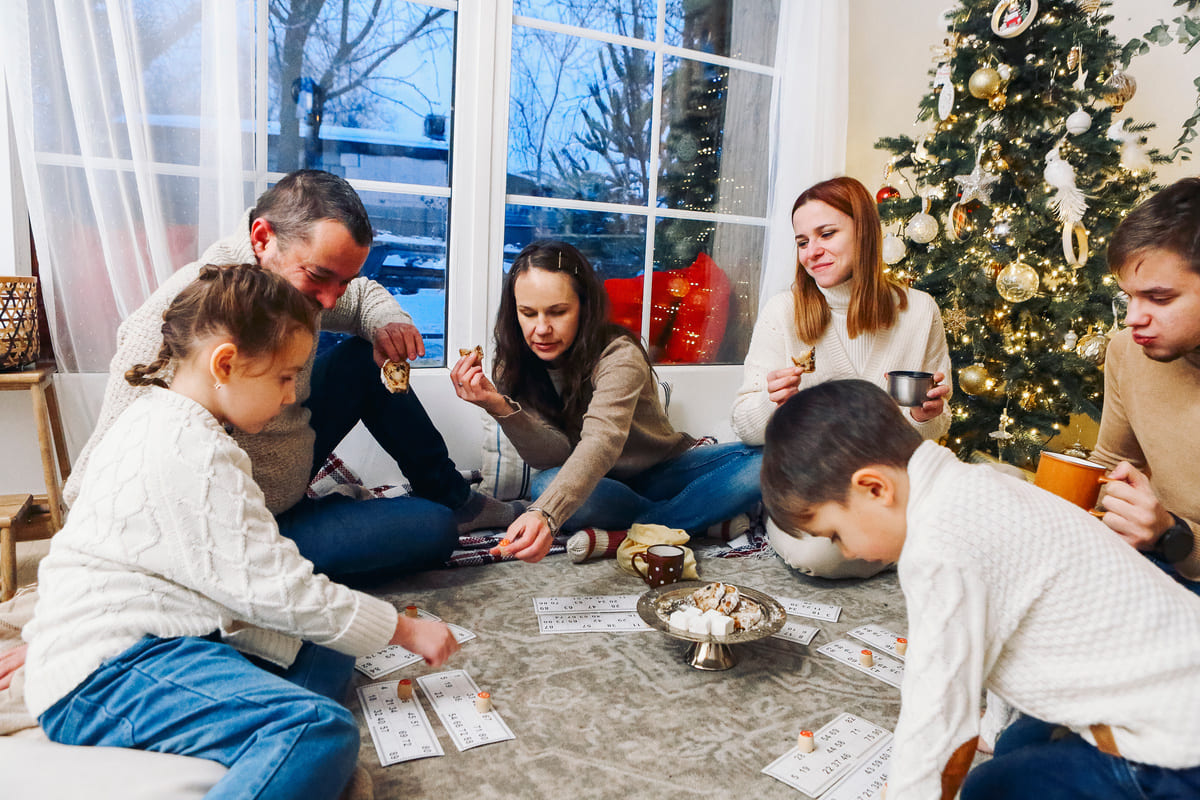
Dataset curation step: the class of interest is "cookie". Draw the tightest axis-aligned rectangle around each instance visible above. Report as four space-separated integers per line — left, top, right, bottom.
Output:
458 344 484 360
380 359 410 393
791 347 816 373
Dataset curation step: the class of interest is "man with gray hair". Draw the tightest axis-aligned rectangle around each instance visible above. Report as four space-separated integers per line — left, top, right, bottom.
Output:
67 170 522 585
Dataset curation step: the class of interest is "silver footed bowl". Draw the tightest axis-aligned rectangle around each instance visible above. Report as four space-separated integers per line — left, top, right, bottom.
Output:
637 580 787 644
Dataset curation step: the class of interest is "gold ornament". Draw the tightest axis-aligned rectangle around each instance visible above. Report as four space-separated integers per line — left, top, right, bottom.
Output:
958 363 992 396
1063 440 1090 459
942 305 970 336
1076 0 1101 13
1102 71 1137 112
996 261 1040 303
969 67 1004 99
1066 46 1081 72
1076 329 1109 364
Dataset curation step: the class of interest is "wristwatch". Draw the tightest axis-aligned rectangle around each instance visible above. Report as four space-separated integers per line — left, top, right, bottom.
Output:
1154 513 1194 564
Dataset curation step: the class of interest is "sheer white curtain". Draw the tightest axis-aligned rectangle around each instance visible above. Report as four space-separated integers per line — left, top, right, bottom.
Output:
1 0 254 374
761 0 849 305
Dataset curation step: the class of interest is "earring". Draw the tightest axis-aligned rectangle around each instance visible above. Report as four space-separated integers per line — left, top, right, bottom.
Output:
214 382 224 390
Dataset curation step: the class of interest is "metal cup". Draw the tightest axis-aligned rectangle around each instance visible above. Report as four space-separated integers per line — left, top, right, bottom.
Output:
886 371 935 407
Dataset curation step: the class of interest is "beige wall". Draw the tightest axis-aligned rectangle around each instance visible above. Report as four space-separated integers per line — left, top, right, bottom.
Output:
847 0 1200 188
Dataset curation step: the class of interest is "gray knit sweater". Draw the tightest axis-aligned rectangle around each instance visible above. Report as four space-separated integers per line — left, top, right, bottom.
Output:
64 213 411 514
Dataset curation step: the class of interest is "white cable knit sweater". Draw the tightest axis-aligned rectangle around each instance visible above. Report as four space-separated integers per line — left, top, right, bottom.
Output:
24 389 399 718
63 213 412 514
888 441 1200 799
731 284 951 446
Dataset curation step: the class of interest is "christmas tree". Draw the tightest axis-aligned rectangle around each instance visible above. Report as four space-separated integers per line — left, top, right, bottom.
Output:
875 0 1170 467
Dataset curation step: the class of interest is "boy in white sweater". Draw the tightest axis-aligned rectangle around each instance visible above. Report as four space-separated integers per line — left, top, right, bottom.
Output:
24 265 458 800
761 379 1200 799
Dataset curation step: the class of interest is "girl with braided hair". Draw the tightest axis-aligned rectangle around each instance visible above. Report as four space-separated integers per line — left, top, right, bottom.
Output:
24 264 458 800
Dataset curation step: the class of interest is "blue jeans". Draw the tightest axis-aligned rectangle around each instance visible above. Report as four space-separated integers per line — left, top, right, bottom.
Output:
532 442 762 534
276 336 461 585
38 635 360 800
961 715 1200 799
1144 551 1200 597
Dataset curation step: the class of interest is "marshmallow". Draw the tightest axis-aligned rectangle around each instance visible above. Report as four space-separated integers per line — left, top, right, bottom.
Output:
669 610 694 631
709 614 735 636
688 614 711 635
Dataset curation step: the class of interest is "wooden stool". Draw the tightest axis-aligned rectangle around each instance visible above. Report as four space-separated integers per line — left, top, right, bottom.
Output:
0 364 71 533
1 493 34 601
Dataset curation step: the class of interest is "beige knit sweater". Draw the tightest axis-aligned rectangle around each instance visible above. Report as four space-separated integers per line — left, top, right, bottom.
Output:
64 213 411 514
731 284 951 446
494 337 692 527
1091 328 1200 581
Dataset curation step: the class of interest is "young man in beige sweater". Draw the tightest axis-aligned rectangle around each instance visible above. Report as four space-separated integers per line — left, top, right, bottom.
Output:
1092 177 1200 595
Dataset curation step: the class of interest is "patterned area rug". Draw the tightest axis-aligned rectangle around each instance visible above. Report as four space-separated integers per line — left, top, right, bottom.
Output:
308 452 776 568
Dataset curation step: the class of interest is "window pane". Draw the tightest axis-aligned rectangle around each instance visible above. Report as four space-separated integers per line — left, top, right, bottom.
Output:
503 205 647 280
268 1 456 182
658 57 771 216
663 0 779 65
508 27 651 204
358 190 449 367
513 0 656 39
649 217 763 364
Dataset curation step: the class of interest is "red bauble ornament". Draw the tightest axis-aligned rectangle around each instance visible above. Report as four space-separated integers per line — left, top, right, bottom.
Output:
876 186 901 203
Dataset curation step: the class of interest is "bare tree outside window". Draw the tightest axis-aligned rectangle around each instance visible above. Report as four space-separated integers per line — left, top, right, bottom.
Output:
269 0 453 172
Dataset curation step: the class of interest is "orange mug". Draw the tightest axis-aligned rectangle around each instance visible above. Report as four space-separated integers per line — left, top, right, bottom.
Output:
630 544 685 588
1033 451 1107 509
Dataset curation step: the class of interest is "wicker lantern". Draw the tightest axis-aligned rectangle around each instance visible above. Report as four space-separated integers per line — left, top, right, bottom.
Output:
0 277 40 370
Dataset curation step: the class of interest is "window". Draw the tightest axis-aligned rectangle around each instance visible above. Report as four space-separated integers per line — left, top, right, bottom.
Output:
269 0 779 366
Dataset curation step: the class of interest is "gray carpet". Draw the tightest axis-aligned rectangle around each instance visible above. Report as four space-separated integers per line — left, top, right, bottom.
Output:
355 546 907 799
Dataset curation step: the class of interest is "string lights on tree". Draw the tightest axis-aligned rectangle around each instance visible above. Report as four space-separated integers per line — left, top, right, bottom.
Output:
874 0 1170 465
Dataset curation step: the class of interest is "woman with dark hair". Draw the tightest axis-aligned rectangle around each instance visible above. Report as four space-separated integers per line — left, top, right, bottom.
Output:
451 240 762 563
731 176 952 579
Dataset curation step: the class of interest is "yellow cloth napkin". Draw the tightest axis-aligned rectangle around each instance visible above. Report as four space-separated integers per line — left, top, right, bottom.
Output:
616 523 699 580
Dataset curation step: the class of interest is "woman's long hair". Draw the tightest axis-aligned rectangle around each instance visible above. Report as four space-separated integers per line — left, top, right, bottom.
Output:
493 240 645 439
790 176 907 343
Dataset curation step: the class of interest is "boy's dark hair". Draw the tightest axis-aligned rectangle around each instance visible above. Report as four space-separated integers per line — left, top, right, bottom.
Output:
249 169 373 250
126 264 319 388
1108 177 1200 277
762 379 922 535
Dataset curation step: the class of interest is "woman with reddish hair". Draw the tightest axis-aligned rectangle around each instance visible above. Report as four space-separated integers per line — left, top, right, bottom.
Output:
732 176 952 578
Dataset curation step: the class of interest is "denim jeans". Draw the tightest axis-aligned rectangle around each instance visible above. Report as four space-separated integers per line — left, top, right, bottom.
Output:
275 335 463 585
1144 551 1200 597
961 715 1200 799
38 635 360 800
532 442 763 534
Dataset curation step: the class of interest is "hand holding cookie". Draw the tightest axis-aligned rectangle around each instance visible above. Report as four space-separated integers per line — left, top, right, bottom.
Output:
451 346 510 416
